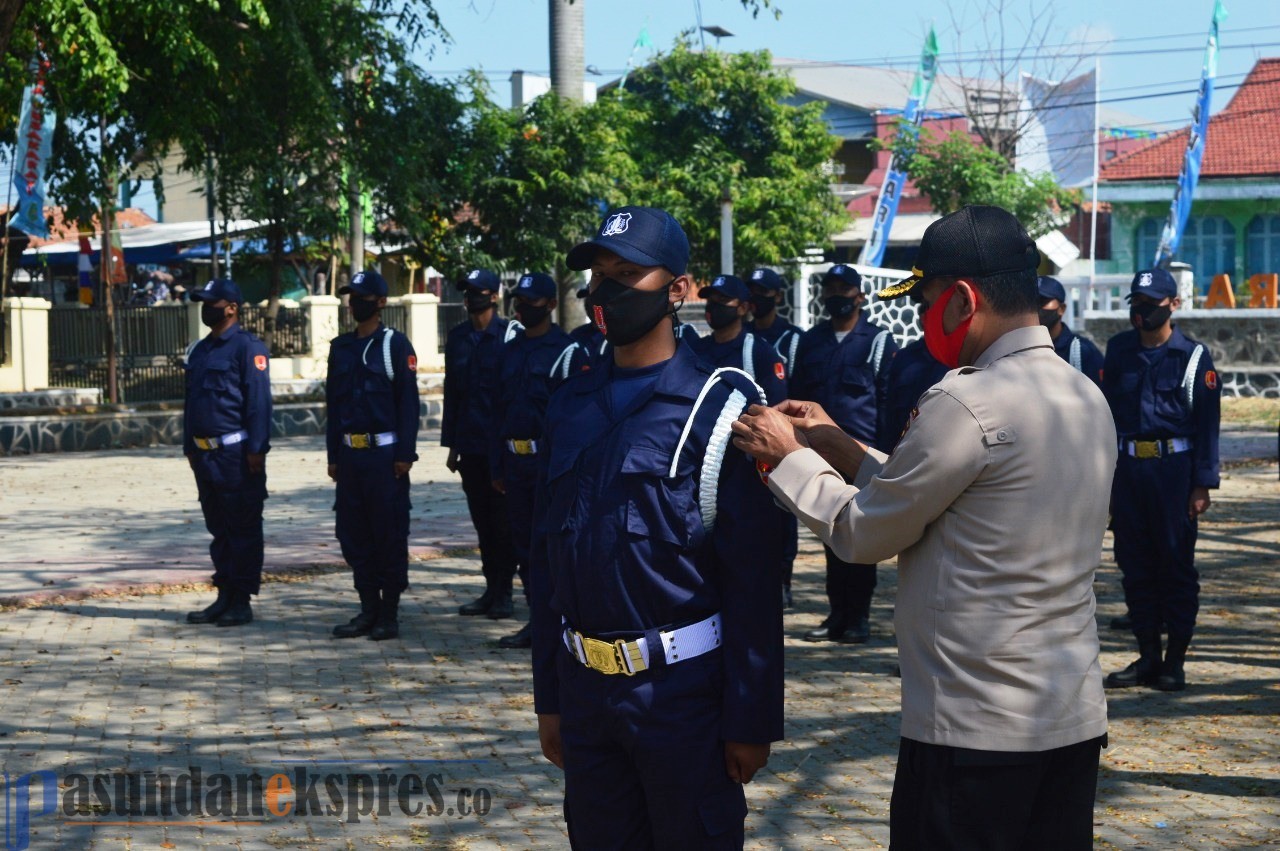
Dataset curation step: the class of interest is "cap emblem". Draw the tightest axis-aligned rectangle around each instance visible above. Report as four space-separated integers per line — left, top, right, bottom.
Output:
601 212 632 237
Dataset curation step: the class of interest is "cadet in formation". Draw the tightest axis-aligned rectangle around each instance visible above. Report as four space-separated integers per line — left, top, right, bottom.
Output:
1103 267 1220 692
531 206 785 849
442 268 520 621
1037 275 1104 387
183 278 271 628
326 270 420 641
788 263 898 643
689 273 787 405
489 272 588 650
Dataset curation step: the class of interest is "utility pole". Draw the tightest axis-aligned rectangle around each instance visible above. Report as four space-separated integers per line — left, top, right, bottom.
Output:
100 114 118 404
549 0 586 327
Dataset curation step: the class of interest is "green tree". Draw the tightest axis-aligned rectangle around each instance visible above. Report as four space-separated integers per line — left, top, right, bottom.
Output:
877 123 1080 238
606 41 847 279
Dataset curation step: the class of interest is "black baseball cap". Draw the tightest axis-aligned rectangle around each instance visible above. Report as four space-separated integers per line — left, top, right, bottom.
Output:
1127 268 1178 300
822 264 862 289
458 268 501 293
1037 276 1066 303
566 206 690 276
748 268 785 292
513 272 557 300
190 278 244 304
339 269 388 297
878 205 1040 300
698 274 751 301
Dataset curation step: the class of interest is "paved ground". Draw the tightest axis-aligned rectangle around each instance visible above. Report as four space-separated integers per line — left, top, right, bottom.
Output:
0 428 1276 848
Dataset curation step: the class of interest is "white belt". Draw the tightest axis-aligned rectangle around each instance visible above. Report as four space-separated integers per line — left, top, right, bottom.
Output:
1120 437 1192 459
343 431 398 449
193 430 246 451
563 613 722 676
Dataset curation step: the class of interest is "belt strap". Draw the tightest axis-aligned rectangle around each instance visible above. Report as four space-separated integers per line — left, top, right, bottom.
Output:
505 438 538 455
1121 437 1192 459
343 431 398 449
563 613 722 676
193 430 247 451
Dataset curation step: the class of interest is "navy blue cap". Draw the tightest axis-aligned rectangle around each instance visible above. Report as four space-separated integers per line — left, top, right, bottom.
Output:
1037 275 1066 303
566 206 690 276
1128 268 1178 300
747 267 785 292
822 264 862 290
190 278 243 304
458 268 501 293
513 272 557 300
339 269 388 298
698 274 751 302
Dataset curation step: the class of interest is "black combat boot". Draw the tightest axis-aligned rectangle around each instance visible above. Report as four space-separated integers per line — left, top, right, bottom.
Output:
333 589 379 638
369 591 401 641
498 622 532 649
486 590 514 620
1156 633 1191 692
459 589 494 616
841 599 871 644
1105 629 1161 688
215 591 254 627
804 611 848 642
187 588 232 624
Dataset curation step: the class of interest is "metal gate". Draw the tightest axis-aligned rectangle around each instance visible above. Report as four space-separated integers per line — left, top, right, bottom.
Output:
48 304 190 403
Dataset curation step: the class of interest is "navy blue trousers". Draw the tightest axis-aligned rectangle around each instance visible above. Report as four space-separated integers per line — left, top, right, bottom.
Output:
824 547 877 617
557 649 748 850
334 446 410 594
503 451 538 599
457 452 517 595
192 445 266 595
1110 452 1199 637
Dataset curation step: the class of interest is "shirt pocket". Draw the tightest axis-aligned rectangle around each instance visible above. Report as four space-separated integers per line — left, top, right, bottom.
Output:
840 361 873 395
201 363 233 391
1153 362 1188 421
621 444 698 547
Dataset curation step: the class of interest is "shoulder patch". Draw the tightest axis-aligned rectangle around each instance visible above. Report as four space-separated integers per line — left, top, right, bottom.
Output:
756 458 773 484
408 354 417 371
1204 369 1217 390
774 361 785 381
254 354 267 371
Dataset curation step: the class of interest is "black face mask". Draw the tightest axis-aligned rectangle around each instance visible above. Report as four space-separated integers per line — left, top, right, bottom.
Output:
350 298 380 323
824 295 859 319
201 303 227 328
515 302 551 327
750 295 777 317
583 276 672 347
1038 308 1062 329
706 302 741 331
464 290 494 313
1130 301 1172 332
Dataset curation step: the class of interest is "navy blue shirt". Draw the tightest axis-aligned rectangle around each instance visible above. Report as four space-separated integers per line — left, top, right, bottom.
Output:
529 344 785 743
183 323 272 456
789 313 899 443
689 327 788 405
748 315 802 377
489 324 589 475
442 312 512 456
1052 324 1105 388
325 324 420 464
1102 325 1221 489
875 338 948 453
568 321 609 366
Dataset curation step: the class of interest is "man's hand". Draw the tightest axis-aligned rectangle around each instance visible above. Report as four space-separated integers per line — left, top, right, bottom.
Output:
446 449 460 474
246 453 265 475
394 461 413 479
327 463 338 482
730 405 806 467
1189 486 1211 520
538 714 564 770
724 741 770 784
491 479 506 494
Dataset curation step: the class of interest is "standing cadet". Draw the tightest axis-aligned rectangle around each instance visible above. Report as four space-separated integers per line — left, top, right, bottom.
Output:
531 206 785 849
789 264 898 643
746 267 802 373
1103 268 1220 692
875 332 947 454
568 280 609 366
1039 276 1104 386
690 274 787 404
490 272 588 650
327 270 420 641
184 278 272 628
734 205 1113 849
443 268 520 620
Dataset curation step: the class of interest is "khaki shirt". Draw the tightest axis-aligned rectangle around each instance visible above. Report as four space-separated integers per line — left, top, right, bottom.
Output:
769 325 1114 751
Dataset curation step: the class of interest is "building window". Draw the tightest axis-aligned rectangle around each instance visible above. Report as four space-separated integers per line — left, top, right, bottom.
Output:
1246 215 1280 278
1136 216 1235 288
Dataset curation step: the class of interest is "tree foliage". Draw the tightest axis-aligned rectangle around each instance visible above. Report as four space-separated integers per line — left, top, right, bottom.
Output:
879 123 1079 238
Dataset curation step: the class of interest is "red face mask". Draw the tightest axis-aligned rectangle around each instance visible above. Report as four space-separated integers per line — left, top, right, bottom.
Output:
922 282 978 368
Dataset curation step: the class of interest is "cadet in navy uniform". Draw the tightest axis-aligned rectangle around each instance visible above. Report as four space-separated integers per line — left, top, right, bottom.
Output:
746 267 802 374
490 272 589 650
327 270 420 641
1038 276 1104 386
184 278 272 628
789 264 898 643
444 268 521 620
531 206 785 849
1103 268 1220 692
690 274 787 404
875 333 947 454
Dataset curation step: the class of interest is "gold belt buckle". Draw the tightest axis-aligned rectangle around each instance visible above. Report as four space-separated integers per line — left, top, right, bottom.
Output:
1134 440 1160 459
511 439 535 455
348 433 371 449
580 636 623 675
195 437 214 450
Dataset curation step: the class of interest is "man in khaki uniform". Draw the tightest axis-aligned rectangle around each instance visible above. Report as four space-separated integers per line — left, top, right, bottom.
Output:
733 205 1115 850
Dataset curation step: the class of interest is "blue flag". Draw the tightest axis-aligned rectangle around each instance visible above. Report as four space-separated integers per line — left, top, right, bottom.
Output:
1155 0 1227 266
11 62 54 239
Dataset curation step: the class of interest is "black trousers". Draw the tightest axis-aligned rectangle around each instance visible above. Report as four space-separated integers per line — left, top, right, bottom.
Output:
457 452 517 595
823 545 877 619
889 734 1105 851
192 446 266 596
334 446 410 594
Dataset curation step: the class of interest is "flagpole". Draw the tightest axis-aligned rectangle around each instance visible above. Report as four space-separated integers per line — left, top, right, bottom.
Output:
1089 57 1100 286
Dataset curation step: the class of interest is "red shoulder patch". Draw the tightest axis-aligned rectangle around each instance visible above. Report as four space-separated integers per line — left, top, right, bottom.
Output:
774 362 786 381
755 458 773 484
254 354 267 371
1204 369 1218 390
408 355 418 371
